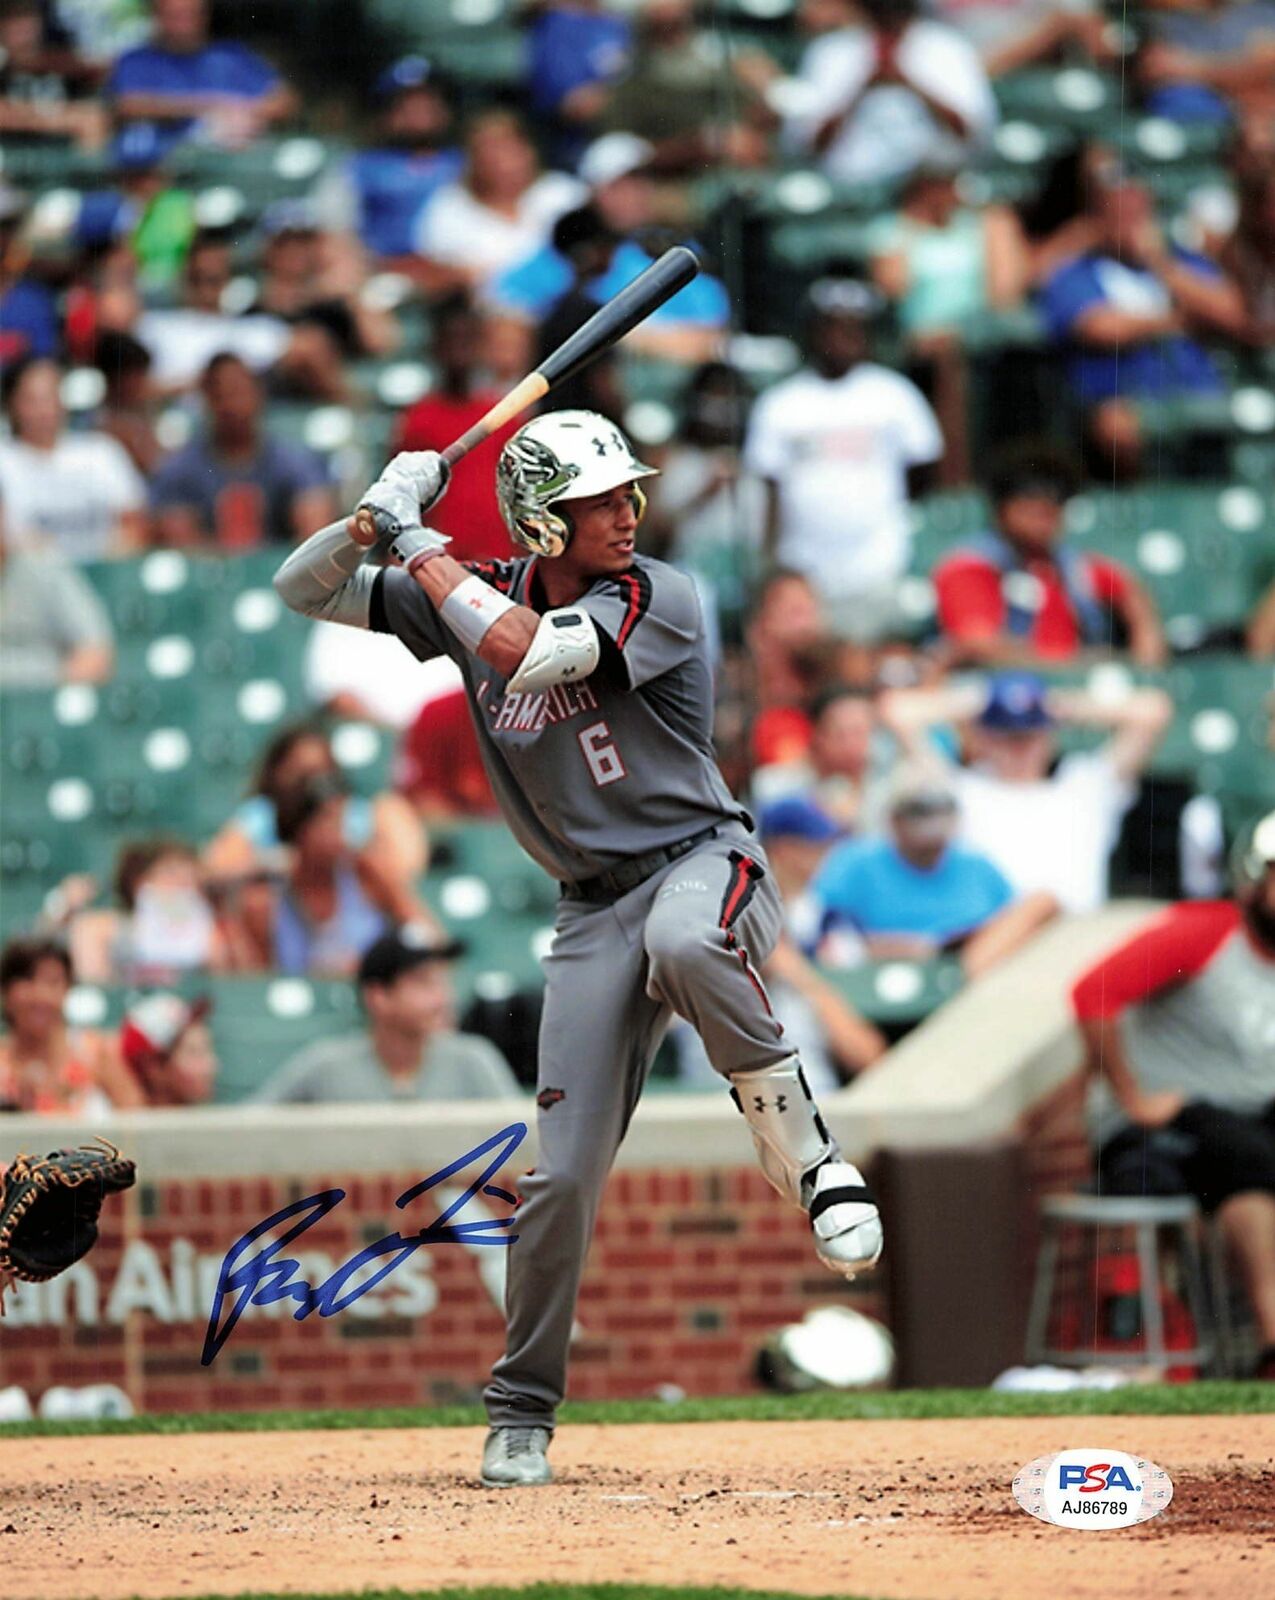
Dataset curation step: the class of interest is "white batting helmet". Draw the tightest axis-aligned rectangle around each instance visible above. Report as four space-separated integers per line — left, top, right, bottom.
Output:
496 410 658 558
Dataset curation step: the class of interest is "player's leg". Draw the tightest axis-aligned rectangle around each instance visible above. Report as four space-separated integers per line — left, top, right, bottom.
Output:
642 837 883 1279
482 894 667 1482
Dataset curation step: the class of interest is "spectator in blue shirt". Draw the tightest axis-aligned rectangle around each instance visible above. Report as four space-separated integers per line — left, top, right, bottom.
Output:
1038 163 1247 478
0 183 57 370
812 766 1057 977
106 0 297 151
526 1 633 165
310 56 463 263
150 351 334 549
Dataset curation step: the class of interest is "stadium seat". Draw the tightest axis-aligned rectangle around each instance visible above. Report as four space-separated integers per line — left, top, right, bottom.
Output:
1155 657 1275 802
817 957 964 1028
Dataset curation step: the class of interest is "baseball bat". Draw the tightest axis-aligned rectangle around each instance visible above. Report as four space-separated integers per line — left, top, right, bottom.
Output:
355 245 701 542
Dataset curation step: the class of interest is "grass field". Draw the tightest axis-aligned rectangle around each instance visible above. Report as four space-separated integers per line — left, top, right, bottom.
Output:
2 1378 1269 1439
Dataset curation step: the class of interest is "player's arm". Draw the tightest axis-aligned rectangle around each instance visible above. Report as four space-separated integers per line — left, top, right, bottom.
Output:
276 452 597 691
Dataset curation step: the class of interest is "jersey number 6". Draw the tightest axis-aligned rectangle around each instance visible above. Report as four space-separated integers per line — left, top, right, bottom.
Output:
578 721 626 787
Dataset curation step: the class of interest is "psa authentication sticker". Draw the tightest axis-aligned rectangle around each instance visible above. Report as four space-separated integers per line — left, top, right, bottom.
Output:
1013 1448 1174 1530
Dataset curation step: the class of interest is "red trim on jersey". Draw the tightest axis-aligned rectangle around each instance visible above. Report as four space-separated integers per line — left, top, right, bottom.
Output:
463 558 518 595
1071 900 1241 1021
614 567 652 650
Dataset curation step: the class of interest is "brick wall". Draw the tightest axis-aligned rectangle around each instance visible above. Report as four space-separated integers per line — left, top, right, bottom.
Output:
0 1164 886 1414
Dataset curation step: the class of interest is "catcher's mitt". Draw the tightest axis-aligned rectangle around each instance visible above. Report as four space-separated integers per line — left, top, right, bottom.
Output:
0 1138 136 1311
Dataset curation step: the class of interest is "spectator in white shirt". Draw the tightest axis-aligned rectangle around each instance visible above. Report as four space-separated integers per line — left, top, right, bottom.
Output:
135 231 346 399
882 670 1173 913
413 109 585 293
785 0 996 187
0 502 115 688
0 355 146 561
931 0 1113 78
743 277 943 640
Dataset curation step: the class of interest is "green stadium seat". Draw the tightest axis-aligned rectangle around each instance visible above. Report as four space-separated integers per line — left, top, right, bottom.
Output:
50 976 364 1102
1065 482 1272 640
993 67 1120 133
203 974 362 1101
1155 657 1275 801
910 490 989 574
818 957 964 1028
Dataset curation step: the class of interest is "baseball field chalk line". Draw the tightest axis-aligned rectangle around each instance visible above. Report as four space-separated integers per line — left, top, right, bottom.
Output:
599 1490 839 1504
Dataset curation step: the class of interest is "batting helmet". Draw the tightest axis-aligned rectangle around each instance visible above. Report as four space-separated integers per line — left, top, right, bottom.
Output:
495 410 658 558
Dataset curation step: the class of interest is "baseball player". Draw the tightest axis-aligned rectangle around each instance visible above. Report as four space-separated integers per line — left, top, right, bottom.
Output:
274 411 883 1486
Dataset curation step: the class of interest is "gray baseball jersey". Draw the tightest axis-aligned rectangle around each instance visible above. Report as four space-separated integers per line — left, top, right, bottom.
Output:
370 554 750 883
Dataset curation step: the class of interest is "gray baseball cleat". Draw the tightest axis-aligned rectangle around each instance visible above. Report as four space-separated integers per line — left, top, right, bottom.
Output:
803 1160 884 1279
480 1425 553 1487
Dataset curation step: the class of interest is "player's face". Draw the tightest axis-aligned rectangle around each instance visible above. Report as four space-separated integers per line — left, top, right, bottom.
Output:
557 483 642 576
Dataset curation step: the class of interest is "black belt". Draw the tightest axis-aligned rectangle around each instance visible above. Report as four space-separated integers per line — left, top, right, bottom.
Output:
560 824 721 905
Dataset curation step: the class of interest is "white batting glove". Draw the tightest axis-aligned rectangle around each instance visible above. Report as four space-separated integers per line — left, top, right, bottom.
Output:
358 450 451 534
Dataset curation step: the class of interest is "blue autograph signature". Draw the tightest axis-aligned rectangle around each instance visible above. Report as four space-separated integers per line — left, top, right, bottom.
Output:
201 1123 526 1366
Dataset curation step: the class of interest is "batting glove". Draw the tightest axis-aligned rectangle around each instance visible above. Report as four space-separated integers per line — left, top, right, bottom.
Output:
358 451 451 534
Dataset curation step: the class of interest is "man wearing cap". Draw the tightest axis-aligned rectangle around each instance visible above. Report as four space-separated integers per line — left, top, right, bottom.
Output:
252 926 520 1105
811 764 1056 977
71 124 195 293
1071 810 1275 1379
310 56 463 264
120 993 218 1107
934 443 1167 668
882 670 1173 914
490 134 730 364
743 277 943 642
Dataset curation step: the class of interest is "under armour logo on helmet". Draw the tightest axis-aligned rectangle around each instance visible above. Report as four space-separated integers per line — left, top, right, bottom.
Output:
592 435 611 457
753 1094 787 1113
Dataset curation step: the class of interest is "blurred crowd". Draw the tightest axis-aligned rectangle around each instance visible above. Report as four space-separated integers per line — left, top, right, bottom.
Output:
0 0 1273 1125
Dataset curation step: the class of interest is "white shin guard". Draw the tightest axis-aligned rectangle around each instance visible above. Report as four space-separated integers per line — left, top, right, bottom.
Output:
728 1055 835 1207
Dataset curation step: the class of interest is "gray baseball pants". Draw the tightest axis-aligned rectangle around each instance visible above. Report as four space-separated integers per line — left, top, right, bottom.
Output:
483 823 790 1430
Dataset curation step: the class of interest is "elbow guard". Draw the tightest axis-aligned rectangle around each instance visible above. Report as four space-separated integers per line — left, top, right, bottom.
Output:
506 607 600 693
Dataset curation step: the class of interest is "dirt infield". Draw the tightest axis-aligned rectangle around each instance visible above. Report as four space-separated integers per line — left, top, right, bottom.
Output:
5 1416 1273 1600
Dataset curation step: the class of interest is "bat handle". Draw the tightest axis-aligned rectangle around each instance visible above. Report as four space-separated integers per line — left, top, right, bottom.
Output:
353 504 393 543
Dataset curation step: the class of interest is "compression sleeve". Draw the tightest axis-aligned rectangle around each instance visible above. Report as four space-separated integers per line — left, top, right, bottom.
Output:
273 518 380 627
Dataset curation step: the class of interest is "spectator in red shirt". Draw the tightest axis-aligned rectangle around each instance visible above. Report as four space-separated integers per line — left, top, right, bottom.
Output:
1071 808 1275 1378
397 678 498 822
933 444 1167 667
394 294 520 564
746 569 831 771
